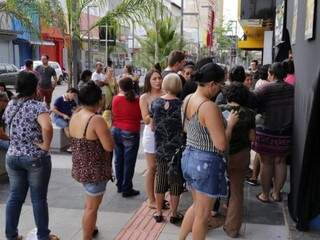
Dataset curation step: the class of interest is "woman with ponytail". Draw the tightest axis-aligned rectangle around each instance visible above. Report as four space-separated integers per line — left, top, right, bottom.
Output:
111 77 142 197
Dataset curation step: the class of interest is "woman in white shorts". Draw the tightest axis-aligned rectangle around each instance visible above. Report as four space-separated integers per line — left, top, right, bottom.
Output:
140 68 163 208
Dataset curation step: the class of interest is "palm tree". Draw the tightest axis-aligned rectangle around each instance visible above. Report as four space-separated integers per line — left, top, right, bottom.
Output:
134 2 185 70
1 0 156 86
0 0 65 37
62 0 155 87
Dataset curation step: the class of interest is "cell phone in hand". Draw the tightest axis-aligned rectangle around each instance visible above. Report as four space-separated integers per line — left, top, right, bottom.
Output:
222 110 230 119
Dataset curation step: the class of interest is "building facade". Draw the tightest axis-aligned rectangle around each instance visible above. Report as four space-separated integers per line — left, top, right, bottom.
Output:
0 13 17 64
12 15 41 67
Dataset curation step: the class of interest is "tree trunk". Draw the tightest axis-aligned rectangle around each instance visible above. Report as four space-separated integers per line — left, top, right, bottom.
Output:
154 2 159 64
71 0 80 88
71 37 80 88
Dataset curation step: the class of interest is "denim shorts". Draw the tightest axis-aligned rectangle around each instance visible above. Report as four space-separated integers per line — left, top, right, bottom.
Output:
181 146 227 198
53 115 69 128
83 181 108 197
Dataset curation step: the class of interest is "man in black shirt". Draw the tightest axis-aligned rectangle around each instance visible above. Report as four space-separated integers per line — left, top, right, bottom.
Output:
250 59 260 88
35 55 57 107
162 50 186 78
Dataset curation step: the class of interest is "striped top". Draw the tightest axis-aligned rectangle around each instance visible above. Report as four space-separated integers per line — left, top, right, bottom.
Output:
185 101 221 153
254 80 294 132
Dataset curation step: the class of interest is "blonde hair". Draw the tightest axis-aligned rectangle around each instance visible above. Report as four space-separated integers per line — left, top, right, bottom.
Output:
162 73 182 95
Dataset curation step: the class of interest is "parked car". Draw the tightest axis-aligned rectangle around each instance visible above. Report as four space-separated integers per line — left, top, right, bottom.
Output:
33 60 64 85
0 63 19 87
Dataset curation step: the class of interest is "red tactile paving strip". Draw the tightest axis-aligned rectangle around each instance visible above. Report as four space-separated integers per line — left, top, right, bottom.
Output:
115 201 171 240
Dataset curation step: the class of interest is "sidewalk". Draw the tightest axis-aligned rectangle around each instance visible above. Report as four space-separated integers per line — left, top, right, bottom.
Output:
0 150 147 239
0 149 291 240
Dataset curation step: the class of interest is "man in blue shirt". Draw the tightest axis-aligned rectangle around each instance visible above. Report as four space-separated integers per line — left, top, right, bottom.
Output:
52 88 79 138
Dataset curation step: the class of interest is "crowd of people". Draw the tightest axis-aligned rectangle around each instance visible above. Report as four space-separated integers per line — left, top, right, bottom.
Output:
0 50 295 240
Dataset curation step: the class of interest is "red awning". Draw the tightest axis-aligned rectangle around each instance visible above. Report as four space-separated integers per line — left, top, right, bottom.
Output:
41 25 64 40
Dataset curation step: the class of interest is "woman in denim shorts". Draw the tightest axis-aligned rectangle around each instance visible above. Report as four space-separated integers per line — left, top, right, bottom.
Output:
69 82 114 239
179 63 239 240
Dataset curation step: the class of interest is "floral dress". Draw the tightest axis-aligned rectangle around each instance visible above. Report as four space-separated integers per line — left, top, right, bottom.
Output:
151 98 183 163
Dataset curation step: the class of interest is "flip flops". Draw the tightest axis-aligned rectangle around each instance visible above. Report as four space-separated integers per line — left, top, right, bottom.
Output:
153 213 164 223
270 194 283 202
256 193 270 203
162 200 170 210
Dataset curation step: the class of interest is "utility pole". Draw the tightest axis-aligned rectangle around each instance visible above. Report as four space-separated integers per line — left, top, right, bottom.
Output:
105 1 109 65
87 6 91 70
180 0 184 49
71 0 79 88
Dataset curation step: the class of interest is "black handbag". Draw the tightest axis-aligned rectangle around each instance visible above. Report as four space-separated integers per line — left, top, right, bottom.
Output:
167 95 192 186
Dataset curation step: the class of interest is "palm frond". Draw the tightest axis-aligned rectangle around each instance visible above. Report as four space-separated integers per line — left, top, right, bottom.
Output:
93 0 154 29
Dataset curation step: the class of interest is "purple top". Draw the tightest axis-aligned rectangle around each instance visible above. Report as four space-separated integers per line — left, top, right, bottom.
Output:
4 99 49 157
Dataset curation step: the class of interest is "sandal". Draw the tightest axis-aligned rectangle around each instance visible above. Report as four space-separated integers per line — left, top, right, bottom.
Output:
49 235 60 240
153 213 164 223
211 211 222 218
270 194 283 202
170 212 184 225
162 200 170 210
92 227 99 238
256 193 270 203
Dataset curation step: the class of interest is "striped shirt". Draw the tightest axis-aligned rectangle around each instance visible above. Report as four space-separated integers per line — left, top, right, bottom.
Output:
186 112 215 152
254 80 294 132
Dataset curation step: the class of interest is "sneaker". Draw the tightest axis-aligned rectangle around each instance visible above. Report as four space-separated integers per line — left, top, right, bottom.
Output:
122 189 140 198
245 179 259 186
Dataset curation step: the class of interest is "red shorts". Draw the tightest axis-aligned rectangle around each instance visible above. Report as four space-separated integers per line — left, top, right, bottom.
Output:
37 87 53 105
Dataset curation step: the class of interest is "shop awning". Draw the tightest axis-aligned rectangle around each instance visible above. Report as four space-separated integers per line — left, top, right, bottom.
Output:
0 29 19 40
30 40 55 46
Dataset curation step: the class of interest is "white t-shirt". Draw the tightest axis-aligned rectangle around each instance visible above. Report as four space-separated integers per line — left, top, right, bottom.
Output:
92 71 106 92
92 71 105 83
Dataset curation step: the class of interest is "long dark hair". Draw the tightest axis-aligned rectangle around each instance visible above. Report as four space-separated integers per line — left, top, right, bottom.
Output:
143 69 161 93
119 77 136 102
125 64 134 75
